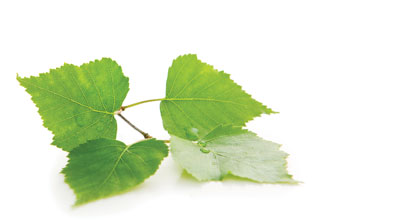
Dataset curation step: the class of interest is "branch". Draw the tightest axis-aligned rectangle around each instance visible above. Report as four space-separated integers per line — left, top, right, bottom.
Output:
116 113 152 139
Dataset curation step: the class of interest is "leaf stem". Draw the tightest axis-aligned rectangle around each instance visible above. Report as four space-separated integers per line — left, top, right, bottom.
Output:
122 98 165 110
117 113 152 139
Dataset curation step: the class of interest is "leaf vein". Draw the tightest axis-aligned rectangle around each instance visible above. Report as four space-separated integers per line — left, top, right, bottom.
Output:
54 114 108 143
167 59 186 96
21 80 113 115
69 68 90 106
85 67 108 112
173 72 202 98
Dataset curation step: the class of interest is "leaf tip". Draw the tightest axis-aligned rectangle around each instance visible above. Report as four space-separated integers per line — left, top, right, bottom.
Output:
262 105 279 115
16 73 24 82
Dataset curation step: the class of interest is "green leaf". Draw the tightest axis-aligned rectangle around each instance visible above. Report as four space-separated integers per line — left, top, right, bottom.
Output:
170 125 295 183
17 58 129 151
160 54 276 140
62 138 168 206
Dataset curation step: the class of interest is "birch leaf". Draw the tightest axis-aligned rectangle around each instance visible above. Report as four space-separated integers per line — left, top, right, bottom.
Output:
17 58 129 151
62 138 168 206
171 125 295 183
161 54 276 140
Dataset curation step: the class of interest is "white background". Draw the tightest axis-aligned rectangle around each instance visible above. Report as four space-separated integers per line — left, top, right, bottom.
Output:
1 0 394 219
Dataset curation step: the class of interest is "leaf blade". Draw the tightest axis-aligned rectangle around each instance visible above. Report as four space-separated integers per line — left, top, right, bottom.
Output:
62 138 168 206
161 54 276 140
170 125 295 183
17 58 129 151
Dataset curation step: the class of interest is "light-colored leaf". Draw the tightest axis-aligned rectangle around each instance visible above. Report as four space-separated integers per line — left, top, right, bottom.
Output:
160 54 276 140
17 58 129 151
171 125 295 183
62 138 168 206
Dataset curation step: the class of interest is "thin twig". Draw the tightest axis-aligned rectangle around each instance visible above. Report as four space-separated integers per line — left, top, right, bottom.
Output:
117 113 152 139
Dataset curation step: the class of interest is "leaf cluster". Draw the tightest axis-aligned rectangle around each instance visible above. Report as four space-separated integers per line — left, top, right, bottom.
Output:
18 54 295 206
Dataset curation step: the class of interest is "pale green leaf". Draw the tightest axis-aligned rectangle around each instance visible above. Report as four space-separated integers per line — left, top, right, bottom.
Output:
62 138 168 206
17 58 129 151
170 125 295 183
160 54 276 140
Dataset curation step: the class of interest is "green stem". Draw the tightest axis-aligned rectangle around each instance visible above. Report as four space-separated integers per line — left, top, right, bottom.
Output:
122 98 165 110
